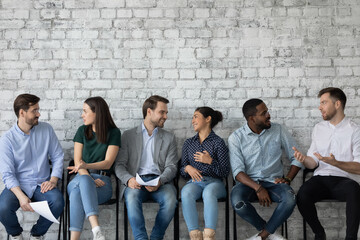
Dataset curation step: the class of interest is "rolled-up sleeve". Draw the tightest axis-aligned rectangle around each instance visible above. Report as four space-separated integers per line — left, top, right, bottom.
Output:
48 127 64 179
0 137 20 190
228 132 245 180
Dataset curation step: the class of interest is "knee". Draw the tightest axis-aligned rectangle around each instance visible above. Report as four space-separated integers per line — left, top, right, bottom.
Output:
162 191 177 211
49 191 65 211
346 181 360 200
296 185 311 204
125 189 142 207
202 189 217 201
181 186 193 200
78 174 93 185
283 189 296 209
230 188 245 209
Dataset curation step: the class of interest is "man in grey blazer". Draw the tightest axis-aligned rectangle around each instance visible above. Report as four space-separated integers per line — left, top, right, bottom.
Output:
115 95 178 240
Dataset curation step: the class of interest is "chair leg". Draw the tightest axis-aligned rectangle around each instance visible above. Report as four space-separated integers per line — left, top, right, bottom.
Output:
303 217 307 240
124 202 128 240
174 202 179 240
225 199 229 240
116 193 119 240
233 210 237 240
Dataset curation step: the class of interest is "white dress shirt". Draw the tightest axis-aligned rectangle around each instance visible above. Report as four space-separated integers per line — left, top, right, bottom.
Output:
308 117 360 180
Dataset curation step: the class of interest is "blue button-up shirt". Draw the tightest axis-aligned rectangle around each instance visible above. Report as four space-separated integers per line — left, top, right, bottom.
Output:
228 122 302 183
180 130 230 179
138 123 161 175
0 122 64 198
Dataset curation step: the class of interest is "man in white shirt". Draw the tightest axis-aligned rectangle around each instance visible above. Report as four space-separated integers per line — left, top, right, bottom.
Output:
293 87 360 240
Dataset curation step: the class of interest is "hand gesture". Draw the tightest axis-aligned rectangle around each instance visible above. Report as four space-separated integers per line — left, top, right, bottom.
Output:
67 160 87 174
127 177 141 189
185 165 203 182
19 195 34 212
293 147 306 163
40 181 57 193
256 187 272 207
194 150 213 164
145 180 161 192
94 178 106 188
314 152 337 166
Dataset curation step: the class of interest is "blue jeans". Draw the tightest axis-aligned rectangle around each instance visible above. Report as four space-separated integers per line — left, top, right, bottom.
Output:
67 174 112 231
0 186 64 236
124 175 177 240
181 176 226 231
231 181 296 234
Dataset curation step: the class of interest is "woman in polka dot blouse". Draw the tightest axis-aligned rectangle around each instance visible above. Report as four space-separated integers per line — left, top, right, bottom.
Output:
180 106 230 240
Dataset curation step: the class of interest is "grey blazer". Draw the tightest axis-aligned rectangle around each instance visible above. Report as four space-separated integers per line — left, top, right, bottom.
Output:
115 124 178 199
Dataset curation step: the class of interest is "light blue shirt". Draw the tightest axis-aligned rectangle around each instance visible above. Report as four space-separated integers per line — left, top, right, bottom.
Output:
0 122 64 198
228 122 302 183
138 123 161 175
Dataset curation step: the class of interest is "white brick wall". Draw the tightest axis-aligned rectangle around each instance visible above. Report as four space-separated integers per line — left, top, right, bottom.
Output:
1 0 360 239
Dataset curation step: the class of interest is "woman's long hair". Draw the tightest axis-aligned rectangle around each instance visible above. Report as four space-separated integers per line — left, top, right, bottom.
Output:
84 97 117 144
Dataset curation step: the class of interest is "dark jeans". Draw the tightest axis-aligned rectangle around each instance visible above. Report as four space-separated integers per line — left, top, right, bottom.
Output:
0 186 64 236
297 175 360 240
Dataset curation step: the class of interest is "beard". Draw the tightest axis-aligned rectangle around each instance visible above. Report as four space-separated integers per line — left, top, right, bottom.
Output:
26 117 39 126
258 117 271 130
152 118 166 128
322 109 336 121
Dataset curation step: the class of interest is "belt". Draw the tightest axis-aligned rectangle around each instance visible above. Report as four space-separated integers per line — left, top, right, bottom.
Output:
139 174 159 178
88 169 111 177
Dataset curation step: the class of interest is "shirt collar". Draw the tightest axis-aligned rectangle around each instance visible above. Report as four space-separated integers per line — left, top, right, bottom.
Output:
244 123 267 136
142 122 158 137
14 122 35 136
193 130 216 142
327 116 349 129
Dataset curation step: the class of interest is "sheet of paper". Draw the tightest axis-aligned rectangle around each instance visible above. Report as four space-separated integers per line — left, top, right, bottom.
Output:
29 201 59 224
136 173 160 187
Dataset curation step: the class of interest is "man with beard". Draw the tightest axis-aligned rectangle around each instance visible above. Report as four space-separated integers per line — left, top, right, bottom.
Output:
294 87 360 240
0 94 64 240
229 98 302 240
115 95 178 240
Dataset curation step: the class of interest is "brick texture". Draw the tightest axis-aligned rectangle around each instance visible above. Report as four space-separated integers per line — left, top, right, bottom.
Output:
1 0 360 239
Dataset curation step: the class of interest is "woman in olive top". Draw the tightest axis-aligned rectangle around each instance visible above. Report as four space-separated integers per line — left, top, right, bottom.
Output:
67 97 121 240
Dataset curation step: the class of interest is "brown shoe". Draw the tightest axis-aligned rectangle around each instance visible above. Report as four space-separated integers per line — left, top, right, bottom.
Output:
189 229 203 240
203 228 215 240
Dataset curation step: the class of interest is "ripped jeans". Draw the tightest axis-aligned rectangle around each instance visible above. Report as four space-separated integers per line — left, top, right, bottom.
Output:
231 181 296 234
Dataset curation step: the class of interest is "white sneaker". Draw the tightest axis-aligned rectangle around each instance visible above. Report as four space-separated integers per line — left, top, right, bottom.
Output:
268 233 287 240
245 233 262 240
29 235 44 240
10 234 23 240
93 230 105 240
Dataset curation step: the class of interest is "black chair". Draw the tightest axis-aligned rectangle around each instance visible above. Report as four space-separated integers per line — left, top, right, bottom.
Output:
301 168 344 240
64 160 119 240
174 174 230 240
232 180 288 240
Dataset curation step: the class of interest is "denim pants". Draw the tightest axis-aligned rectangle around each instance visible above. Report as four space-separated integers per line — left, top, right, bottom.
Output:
124 175 177 240
181 176 226 231
0 186 64 236
231 181 296 234
297 176 360 240
67 174 112 232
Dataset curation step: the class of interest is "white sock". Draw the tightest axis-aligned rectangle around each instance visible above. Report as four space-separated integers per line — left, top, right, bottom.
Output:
92 226 101 235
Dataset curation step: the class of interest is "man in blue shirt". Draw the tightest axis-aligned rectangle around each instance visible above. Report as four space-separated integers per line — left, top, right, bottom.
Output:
229 99 302 240
0 94 64 240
